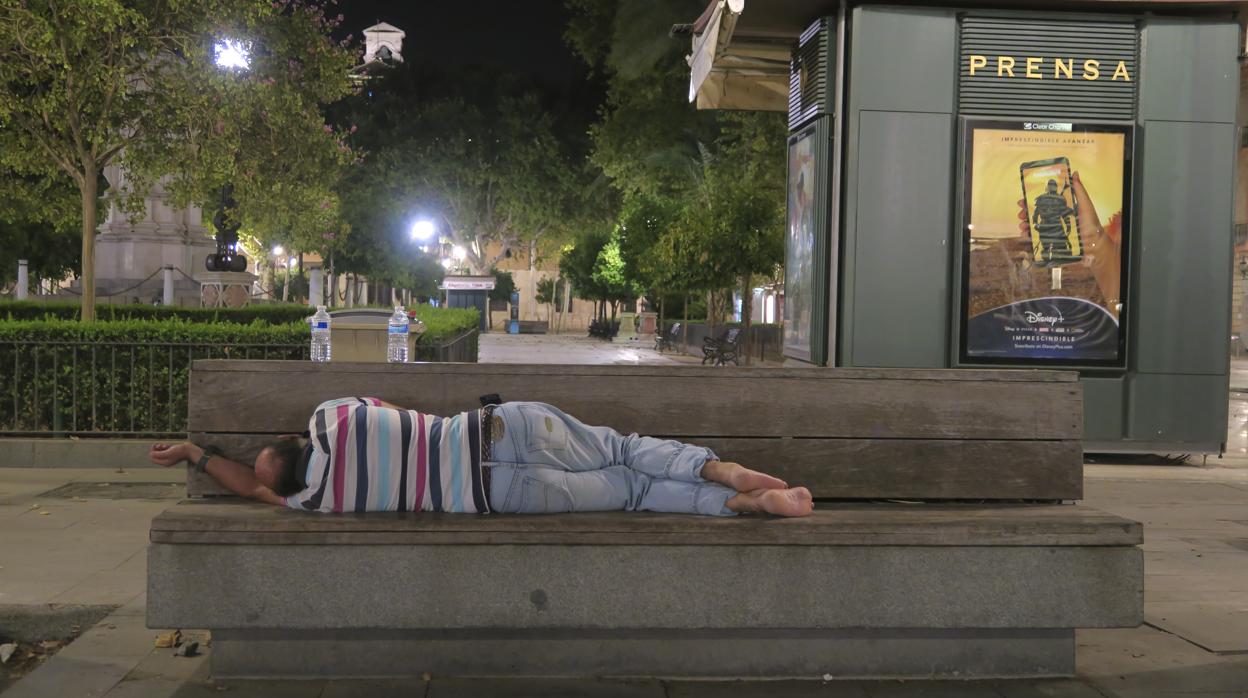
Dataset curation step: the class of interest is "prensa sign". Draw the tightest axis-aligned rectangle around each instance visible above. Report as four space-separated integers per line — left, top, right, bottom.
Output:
967 55 1131 81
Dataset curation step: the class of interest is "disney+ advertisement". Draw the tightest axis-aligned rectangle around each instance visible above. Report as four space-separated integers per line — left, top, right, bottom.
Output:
961 120 1131 365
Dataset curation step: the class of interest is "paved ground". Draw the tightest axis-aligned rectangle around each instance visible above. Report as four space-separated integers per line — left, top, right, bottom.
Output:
478 332 704 365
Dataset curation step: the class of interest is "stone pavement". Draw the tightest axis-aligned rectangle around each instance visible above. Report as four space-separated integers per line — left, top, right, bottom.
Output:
478 332 702 365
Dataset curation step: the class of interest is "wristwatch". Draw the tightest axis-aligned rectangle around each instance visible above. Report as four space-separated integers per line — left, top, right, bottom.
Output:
194 445 222 473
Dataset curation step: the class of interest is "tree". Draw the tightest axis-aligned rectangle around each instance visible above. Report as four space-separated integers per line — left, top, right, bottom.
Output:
535 276 568 325
0 0 354 320
566 0 787 360
0 172 81 290
590 232 638 323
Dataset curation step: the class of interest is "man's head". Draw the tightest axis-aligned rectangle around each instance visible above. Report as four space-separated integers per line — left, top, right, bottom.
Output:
1046 179 1059 194
254 438 305 496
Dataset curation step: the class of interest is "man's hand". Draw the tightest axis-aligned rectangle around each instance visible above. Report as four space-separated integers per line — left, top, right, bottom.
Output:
148 442 198 467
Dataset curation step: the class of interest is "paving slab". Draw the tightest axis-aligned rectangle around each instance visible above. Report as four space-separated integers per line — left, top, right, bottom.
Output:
2 599 152 698
426 677 665 697
667 680 871 697
321 679 430 698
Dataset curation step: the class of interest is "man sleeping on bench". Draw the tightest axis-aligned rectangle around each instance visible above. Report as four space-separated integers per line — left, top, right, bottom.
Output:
148 397 814 518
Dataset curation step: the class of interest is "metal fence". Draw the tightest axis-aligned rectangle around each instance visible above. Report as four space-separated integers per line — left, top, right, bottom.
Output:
414 328 479 363
0 341 308 438
0 330 479 438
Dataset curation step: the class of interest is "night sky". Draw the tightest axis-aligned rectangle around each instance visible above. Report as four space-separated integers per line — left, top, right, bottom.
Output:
336 1 587 88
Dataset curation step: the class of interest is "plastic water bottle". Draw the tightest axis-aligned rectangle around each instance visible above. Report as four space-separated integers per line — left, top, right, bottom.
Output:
310 305 332 363
387 305 409 363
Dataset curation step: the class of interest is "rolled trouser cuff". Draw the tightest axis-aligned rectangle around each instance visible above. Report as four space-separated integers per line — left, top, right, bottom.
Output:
667 445 719 482
694 482 738 517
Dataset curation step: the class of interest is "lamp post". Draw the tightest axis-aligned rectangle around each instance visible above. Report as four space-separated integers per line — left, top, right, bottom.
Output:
205 40 251 273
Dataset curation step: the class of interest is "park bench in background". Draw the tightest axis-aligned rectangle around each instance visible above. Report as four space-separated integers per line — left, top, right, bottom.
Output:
654 322 681 352
701 327 742 366
149 361 1141 679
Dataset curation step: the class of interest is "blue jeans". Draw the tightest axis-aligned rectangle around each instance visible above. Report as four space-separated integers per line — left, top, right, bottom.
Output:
485 402 738 516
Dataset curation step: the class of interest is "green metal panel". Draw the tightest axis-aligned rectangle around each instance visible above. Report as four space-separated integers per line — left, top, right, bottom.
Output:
1139 20 1239 124
850 7 957 113
840 6 957 367
850 111 955 367
1081 376 1125 442
1127 373 1229 447
1132 121 1235 375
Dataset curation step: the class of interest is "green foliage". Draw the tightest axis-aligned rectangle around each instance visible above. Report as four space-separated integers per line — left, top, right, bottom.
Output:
0 173 82 288
564 0 787 311
488 269 516 303
559 228 609 302
535 276 567 306
0 318 309 435
331 60 596 277
0 0 356 319
0 300 314 325
0 300 478 345
590 234 637 305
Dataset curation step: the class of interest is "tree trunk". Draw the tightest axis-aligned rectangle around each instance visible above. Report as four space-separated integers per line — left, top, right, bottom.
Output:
682 293 689 350
558 278 568 334
282 265 291 302
79 165 98 321
740 273 754 366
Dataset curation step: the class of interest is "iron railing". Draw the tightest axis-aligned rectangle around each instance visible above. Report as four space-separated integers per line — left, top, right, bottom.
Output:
0 331 480 438
0 341 308 438
414 328 479 363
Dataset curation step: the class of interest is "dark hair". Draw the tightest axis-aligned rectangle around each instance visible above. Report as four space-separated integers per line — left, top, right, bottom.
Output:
264 439 307 496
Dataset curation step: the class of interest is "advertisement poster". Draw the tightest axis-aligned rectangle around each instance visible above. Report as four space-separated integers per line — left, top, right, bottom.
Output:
784 128 817 360
961 120 1131 365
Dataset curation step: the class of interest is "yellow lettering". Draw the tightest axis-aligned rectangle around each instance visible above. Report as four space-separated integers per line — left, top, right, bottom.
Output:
1083 59 1100 80
998 56 1015 77
969 54 987 76
1026 56 1043 79
1054 58 1073 79
1112 61 1131 81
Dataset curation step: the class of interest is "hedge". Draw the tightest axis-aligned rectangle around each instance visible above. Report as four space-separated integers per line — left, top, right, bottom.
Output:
0 300 314 325
0 308 480 436
0 301 479 345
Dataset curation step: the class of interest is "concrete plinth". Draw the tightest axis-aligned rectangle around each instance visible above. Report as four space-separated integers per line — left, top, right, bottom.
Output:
209 628 1075 680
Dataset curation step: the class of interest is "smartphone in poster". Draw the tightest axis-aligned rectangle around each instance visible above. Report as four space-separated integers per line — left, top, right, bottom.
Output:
961 120 1131 366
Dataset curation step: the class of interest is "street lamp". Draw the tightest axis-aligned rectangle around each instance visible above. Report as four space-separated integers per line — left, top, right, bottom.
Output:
452 245 466 260
205 38 252 273
411 219 436 241
214 39 250 70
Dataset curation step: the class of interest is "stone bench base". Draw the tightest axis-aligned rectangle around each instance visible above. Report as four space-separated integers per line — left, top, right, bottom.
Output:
146 502 1142 679
210 628 1075 679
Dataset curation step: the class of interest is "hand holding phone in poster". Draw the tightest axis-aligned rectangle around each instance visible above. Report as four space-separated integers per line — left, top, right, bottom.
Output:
1018 171 1121 315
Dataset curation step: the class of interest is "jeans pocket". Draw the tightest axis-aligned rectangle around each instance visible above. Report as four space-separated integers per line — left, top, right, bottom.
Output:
523 406 569 452
517 475 573 513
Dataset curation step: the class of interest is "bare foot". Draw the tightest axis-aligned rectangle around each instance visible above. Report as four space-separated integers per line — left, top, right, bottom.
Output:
727 487 814 517
702 461 788 492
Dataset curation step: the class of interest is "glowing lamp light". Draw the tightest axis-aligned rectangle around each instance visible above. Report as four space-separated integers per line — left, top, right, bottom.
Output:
411 219 436 241
287 257 297 268
451 245 466 260
272 245 284 256
214 39 251 70
440 258 453 269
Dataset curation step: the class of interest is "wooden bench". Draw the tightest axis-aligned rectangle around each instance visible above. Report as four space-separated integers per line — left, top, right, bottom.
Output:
148 361 1142 679
702 327 743 366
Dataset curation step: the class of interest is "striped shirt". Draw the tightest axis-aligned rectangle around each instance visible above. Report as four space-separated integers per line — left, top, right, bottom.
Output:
285 397 490 514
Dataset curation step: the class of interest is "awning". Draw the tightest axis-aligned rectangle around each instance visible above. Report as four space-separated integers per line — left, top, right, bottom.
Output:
683 0 794 111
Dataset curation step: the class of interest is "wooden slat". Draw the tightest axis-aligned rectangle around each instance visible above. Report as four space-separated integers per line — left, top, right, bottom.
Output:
150 500 1142 547
188 362 1082 440
190 360 1079 382
186 433 1082 501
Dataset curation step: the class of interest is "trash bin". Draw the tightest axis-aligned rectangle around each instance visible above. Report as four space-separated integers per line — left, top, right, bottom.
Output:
324 309 422 362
